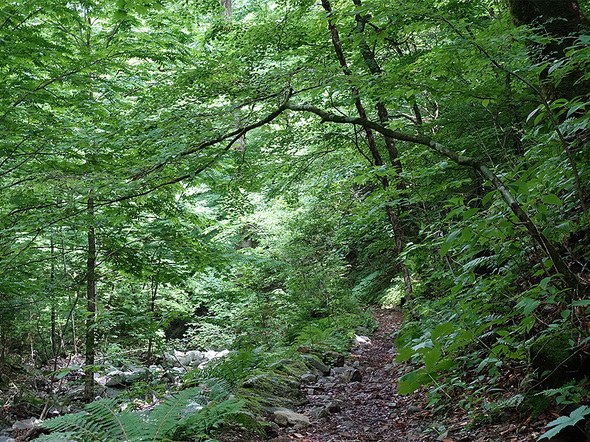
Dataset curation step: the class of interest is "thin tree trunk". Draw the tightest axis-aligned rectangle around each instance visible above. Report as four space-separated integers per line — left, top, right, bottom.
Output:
352 0 412 295
321 0 413 296
146 274 158 370
84 193 97 402
50 238 57 359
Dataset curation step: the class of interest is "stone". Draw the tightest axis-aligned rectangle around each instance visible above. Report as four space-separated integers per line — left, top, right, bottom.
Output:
300 355 330 375
11 419 37 431
308 406 328 419
104 387 123 398
326 400 342 412
182 400 204 414
265 420 280 437
300 373 318 385
323 351 345 367
105 369 144 387
273 408 310 428
330 366 362 383
354 335 371 345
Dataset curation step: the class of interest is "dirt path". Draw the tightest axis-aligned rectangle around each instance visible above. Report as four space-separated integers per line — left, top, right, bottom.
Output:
273 307 435 442
268 308 553 442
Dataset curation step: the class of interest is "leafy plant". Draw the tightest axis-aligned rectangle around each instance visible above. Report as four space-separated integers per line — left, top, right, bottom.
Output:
39 384 243 441
538 405 590 441
186 347 271 390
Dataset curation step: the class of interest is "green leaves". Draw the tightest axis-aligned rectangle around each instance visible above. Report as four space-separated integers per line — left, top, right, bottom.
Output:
538 406 590 441
396 321 471 395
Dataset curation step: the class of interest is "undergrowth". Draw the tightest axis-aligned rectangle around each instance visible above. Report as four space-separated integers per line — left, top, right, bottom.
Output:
39 381 243 441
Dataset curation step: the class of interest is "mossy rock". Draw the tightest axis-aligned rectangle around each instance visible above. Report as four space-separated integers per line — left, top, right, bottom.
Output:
266 359 307 378
240 373 303 400
530 329 575 387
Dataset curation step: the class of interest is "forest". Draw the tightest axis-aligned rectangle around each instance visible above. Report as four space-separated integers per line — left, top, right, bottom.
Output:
1 0 589 440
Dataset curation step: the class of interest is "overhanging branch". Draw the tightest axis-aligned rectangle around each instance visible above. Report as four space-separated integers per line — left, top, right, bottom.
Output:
285 102 584 296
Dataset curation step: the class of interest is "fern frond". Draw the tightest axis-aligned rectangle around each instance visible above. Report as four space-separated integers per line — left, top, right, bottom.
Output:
38 411 99 441
40 384 241 442
178 397 245 439
188 347 268 390
85 399 128 440
148 387 204 441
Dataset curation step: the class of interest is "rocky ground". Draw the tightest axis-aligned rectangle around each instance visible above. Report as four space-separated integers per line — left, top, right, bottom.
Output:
255 308 584 442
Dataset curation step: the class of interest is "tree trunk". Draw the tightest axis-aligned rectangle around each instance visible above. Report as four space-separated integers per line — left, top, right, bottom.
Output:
146 274 158 371
321 0 413 296
84 193 97 402
505 0 590 100
352 0 412 296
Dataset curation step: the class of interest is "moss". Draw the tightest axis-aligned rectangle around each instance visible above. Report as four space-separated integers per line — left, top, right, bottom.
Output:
531 329 574 387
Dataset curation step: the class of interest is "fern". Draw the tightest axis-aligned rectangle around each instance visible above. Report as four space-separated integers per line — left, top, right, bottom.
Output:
187 347 269 390
39 383 243 442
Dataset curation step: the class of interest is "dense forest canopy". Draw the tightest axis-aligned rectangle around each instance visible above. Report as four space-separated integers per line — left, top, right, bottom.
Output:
1 0 590 439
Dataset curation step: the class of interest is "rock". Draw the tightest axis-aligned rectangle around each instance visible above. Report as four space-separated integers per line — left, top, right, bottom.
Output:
265 421 280 437
0 437 16 442
165 349 229 368
318 376 335 383
11 419 37 431
300 355 330 375
104 387 123 398
300 373 318 385
105 369 144 387
354 335 371 345
323 351 345 367
326 400 343 412
330 366 362 383
240 374 305 406
273 408 311 428
308 406 328 419
182 400 204 414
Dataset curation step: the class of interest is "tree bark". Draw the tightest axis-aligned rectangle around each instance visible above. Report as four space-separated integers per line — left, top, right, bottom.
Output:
84 193 97 402
352 0 412 295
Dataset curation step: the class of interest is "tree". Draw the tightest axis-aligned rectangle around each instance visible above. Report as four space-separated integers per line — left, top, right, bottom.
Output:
506 0 590 100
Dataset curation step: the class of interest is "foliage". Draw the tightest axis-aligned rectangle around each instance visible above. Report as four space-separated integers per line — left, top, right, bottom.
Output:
1 0 590 435
186 347 272 390
39 384 243 441
538 406 590 441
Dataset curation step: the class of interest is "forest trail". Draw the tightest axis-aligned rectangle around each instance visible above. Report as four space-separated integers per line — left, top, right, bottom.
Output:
267 308 548 442
271 307 435 442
